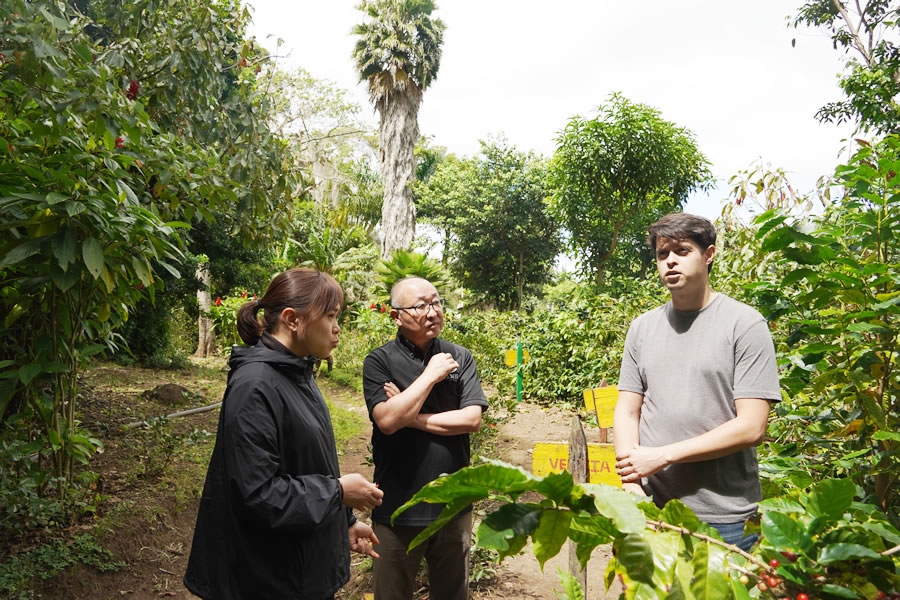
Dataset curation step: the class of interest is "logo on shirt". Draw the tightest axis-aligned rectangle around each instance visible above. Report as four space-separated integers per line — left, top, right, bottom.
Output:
447 369 460 382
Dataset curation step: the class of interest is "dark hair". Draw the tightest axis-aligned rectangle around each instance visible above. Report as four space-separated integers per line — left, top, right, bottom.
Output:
647 213 717 273
236 269 343 346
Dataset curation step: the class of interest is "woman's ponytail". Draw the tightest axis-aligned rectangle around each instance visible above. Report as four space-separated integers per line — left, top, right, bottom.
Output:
236 299 265 346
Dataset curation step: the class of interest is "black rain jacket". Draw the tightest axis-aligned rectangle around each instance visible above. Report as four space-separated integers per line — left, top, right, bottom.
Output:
184 339 352 599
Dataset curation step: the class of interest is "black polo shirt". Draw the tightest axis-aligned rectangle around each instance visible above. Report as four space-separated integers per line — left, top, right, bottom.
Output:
362 334 488 525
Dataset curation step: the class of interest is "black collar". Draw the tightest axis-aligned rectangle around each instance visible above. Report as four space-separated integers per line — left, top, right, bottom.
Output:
395 332 440 360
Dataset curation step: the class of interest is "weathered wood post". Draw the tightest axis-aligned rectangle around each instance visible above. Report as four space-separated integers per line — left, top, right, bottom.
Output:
567 414 588 595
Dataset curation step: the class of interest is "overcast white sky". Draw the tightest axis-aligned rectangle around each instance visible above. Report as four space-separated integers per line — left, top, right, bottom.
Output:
245 1 857 220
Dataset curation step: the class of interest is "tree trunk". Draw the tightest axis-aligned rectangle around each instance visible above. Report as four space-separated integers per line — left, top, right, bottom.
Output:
194 262 215 357
377 86 421 259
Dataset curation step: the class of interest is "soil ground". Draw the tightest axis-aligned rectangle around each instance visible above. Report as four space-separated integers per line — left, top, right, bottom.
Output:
10 359 621 600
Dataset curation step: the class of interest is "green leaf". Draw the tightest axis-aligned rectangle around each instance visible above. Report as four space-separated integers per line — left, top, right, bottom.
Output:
689 541 730 600
82 237 105 279
820 584 860 599
50 261 80 292
33 38 64 59
0 360 15 370
729 576 752 600
0 238 44 268
477 503 542 551
18 364 42 385
406 495 482 551
553 567 584 600
45 191 68 205
760 511 813 553
817 543 882 564
806 478 855 520
532 509 572 569
51 227 77 270
532 470 574 504
782 267 817 286
872 430 900 441
616 533 654 585
131 256 153 287
660 500 702 531
583 483 645 534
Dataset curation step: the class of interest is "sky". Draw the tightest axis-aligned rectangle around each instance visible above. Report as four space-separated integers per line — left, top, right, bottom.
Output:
245 1 857 220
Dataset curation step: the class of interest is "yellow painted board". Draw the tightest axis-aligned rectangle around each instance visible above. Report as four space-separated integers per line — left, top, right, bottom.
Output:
531 442 621 487
364 595 374 600
583 386 618 426
504 348 530 366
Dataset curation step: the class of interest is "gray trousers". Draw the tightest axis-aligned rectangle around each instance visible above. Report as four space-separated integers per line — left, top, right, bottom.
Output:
373 512 472 600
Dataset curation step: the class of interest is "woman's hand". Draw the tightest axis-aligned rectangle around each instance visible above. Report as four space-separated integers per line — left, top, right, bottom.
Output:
339 473 383 510
348 520 380 558
384 381 400 398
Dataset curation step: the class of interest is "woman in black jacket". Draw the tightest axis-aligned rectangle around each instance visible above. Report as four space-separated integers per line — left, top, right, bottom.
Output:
184 268 383 600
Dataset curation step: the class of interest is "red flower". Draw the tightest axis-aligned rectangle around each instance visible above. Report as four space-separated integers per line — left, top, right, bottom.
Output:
215 297 222 306
241 290 247 298
115 137 124 149
253 294 257 300
6 144 12 152
135 284 143 290
370 302 376 311
380 304 386 313
126 80 139 101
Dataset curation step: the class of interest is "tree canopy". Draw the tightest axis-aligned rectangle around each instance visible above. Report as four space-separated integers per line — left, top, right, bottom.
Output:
417 139 561 309
547 94 712 284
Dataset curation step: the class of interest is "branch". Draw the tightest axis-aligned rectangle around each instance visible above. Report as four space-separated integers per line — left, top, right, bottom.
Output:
832 0 873 65
646 519 768 569
883 544 900 557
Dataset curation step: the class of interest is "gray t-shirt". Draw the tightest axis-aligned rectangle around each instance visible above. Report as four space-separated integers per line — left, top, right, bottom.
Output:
617 293 781 523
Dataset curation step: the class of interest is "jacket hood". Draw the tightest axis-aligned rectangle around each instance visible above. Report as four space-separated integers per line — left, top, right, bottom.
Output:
228 341 315 380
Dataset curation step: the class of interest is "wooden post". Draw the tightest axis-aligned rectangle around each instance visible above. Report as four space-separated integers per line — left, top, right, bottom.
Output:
567 415 588 595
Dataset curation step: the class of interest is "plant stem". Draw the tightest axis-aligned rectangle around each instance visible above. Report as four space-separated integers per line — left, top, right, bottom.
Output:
646 519 768 569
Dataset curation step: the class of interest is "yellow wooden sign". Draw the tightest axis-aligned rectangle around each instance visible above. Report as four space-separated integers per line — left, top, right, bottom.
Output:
583 386 618 427
532 442 621 487
364 595 374 600
504 349 530 366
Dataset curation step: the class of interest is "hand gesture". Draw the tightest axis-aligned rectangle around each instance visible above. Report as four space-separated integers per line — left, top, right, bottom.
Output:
424 352 459 384
339 473 383 511
615 443 669 483
349 520 380 558
384 381 400 398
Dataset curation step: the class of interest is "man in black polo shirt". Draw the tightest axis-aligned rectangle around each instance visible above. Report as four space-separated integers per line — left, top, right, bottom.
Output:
363 277 488 600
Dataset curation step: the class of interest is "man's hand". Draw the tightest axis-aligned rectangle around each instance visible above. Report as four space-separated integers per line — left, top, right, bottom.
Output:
423 352 459 383
349 520 380 558
615 443 670 483
339 473 383 510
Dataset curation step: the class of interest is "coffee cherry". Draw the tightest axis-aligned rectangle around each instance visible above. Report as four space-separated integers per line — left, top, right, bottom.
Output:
797 594 809 600
767 576 779 588
782 551 798 562
739 575 749 585
769 559 780 568
758 582 768 592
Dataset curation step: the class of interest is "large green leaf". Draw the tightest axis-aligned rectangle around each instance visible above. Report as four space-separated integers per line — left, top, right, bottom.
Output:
406 495 482 551
760 511 813 553
806 478 856 520
660 500 702 531
817 543 883 564
584 483 645 534
532 509 572 569
689 542 729 600
81 237 105 279
477 503 542 551
616 533 654 585
0 238 45 268
532 470 574 504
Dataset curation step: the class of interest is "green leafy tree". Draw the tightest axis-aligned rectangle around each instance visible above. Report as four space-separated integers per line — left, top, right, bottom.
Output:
794 0 900 134
0 0 296 514
744 136 899 520
548 93 712 285
418 140 561 309
351 0 446 258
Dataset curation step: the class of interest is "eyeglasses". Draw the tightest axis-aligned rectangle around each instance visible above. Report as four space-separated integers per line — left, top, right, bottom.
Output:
392 299 443 316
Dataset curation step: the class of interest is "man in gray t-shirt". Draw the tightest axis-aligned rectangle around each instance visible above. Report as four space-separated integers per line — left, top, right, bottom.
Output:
613 213 780 551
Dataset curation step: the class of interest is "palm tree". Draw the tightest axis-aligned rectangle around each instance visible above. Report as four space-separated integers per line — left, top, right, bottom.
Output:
351 0 446 259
